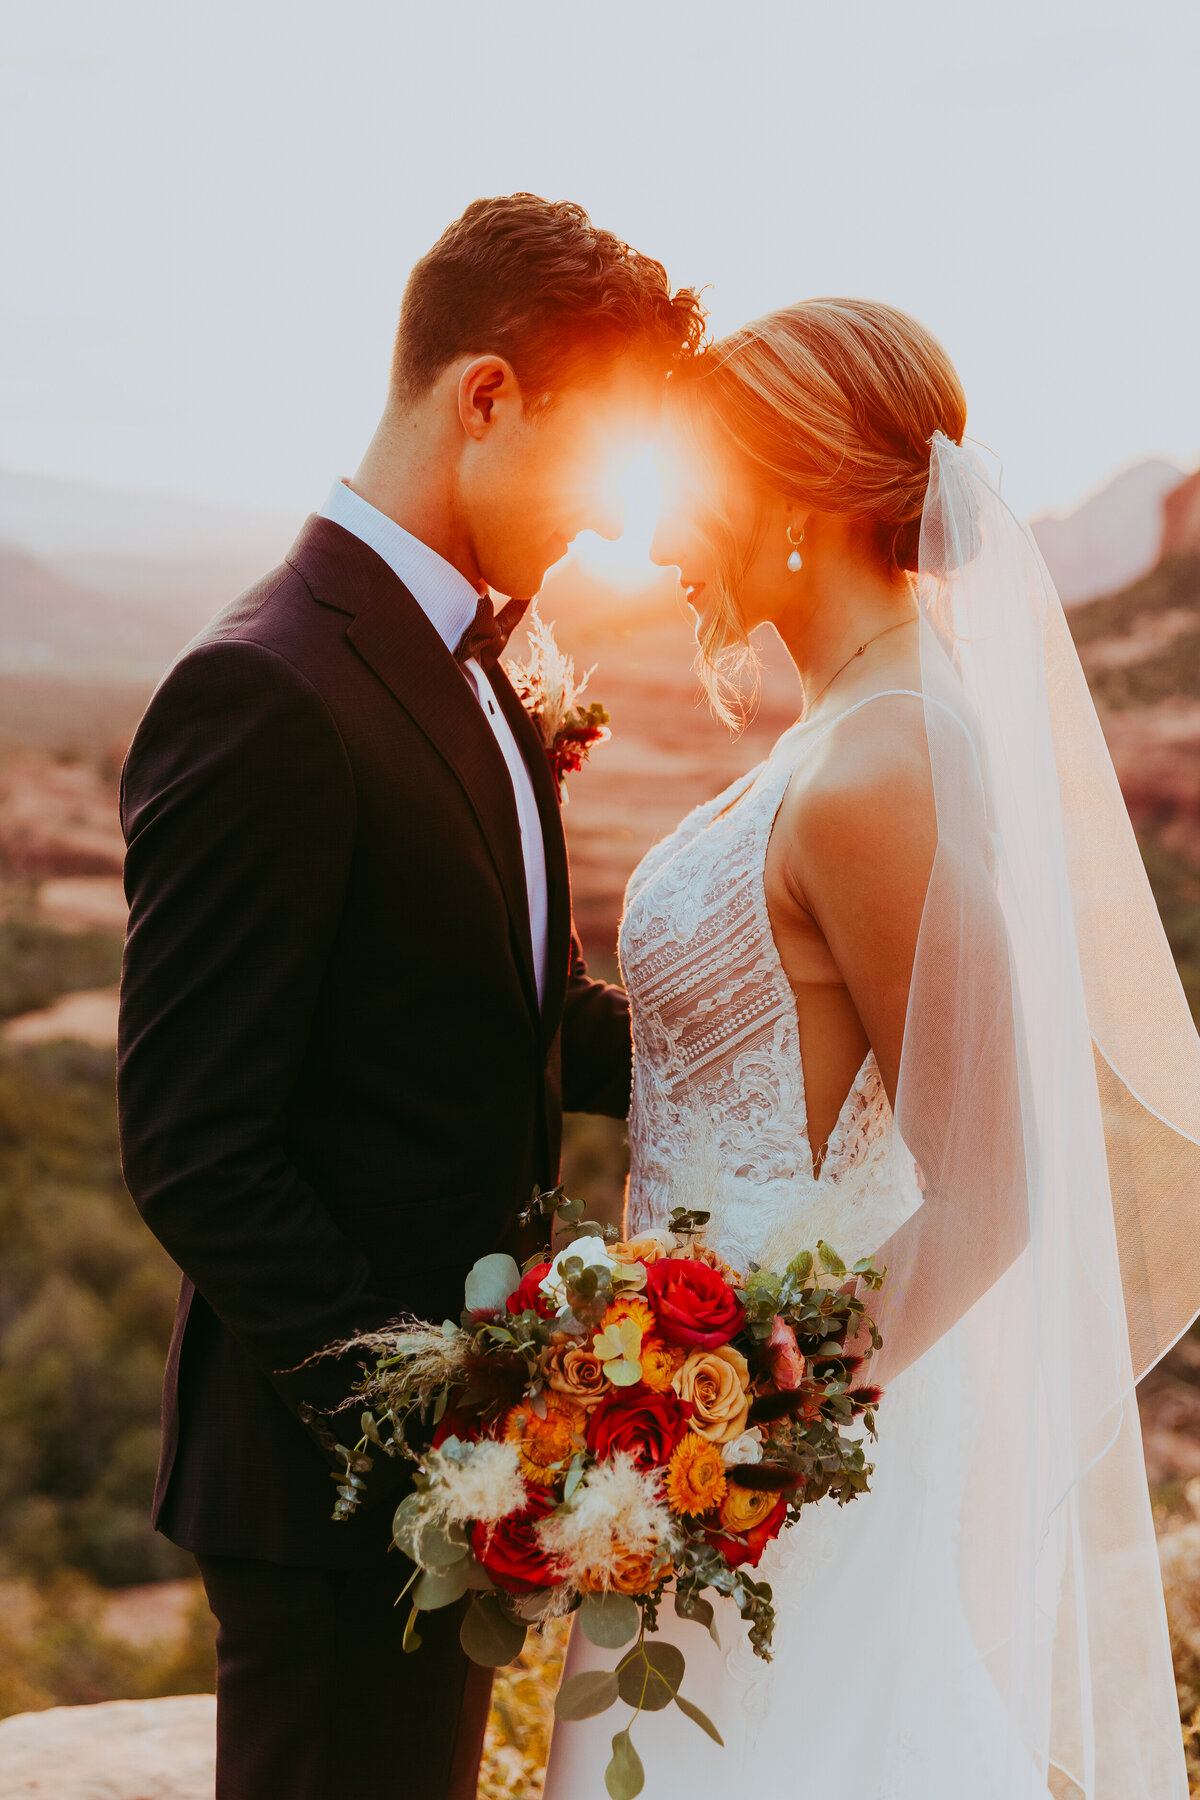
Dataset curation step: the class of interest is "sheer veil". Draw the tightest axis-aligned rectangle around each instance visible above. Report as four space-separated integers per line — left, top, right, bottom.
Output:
882 432 1199 1796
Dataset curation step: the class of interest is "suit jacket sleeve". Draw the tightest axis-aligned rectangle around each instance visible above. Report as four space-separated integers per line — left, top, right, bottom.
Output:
118 636 394 1420
558 927 632 1118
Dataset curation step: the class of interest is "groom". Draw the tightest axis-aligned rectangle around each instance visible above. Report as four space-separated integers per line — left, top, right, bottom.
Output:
117 194 704 1800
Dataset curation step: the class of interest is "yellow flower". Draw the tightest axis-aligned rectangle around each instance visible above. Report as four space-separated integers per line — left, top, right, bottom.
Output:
719 1483 779 1533
639 1337 686 1395
665 1434 728 1517
502 1395 587 1487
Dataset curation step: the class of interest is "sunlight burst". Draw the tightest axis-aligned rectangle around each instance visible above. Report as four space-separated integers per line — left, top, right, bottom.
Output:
569 448 663 586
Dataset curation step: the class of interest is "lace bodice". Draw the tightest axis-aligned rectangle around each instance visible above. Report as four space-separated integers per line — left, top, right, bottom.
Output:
619 698 920 1274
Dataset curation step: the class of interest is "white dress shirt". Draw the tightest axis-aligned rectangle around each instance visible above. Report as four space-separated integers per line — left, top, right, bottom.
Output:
318 479 549 1006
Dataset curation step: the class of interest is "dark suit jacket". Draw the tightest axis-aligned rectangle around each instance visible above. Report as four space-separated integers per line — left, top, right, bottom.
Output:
117 516 631 1566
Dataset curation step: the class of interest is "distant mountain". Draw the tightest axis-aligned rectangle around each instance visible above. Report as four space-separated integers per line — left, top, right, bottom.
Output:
1163 470 1200 560
1030 458 1188 606
0 466 296 563
0 542 205 679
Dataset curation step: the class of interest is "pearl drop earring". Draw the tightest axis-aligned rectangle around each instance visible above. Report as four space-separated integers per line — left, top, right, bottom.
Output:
786 523 804 573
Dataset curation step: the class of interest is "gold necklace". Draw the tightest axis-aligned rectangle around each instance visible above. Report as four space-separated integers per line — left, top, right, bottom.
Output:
803 617 916 718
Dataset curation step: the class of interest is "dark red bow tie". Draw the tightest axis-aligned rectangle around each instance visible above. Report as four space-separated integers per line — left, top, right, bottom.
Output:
454 592 530 671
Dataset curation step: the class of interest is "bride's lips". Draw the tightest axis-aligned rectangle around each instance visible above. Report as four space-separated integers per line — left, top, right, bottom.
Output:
682 578 706 607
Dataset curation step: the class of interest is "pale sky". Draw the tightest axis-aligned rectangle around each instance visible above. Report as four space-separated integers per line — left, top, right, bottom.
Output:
3 0 1199 532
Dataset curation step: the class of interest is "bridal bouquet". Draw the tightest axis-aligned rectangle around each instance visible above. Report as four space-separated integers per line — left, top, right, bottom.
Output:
313 1192 884 1799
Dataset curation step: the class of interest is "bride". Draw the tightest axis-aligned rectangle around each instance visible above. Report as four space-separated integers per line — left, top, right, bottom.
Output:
543 300 1199 1797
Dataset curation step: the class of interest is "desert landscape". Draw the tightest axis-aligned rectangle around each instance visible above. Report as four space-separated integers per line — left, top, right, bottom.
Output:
3 457 1200 1792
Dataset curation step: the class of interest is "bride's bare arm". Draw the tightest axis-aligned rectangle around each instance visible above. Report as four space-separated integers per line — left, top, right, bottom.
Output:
776 704 1028 1383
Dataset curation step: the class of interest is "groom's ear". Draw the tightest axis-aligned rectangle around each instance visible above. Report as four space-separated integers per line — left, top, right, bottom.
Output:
457 354 523 440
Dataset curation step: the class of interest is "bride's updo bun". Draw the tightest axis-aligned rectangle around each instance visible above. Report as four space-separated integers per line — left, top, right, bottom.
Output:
666 298 966 720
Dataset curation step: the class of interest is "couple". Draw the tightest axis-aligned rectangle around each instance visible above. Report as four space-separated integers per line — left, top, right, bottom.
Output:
118 193 1199 1799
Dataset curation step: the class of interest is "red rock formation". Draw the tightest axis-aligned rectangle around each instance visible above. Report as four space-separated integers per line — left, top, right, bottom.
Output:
1162 468 1200 559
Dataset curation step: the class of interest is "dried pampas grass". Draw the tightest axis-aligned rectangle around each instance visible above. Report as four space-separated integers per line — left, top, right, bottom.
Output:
536 1452 673 1588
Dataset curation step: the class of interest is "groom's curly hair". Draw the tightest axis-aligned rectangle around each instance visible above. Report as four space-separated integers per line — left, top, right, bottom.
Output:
391 193 707 403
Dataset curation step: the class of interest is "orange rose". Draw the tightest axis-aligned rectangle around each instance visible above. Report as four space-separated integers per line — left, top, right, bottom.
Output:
503 1395 587 1487
719 1484 779 1533
665 1433 727 1516
672 1345 751 1444
639 1337 686 1395
545 1343 607 1409
577 1544 663 1596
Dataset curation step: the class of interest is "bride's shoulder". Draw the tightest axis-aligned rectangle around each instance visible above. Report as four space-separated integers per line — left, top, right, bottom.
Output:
775 692 937 889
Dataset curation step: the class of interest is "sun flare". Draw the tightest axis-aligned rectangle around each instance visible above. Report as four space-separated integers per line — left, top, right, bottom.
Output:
569 448 664 586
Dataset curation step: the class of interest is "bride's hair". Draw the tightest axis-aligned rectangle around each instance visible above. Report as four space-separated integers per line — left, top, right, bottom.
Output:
666 298 967 724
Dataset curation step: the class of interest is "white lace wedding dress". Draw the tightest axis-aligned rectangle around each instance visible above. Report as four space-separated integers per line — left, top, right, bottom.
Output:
543 699 1051 1799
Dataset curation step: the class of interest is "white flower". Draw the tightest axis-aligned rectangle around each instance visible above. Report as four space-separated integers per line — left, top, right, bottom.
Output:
720 1427 765 1467
539 1237 620 1311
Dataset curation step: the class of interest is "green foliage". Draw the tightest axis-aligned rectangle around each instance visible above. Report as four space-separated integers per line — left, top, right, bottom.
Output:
0 1572 216 1721
0 1041 190 1586
0 917 122 1022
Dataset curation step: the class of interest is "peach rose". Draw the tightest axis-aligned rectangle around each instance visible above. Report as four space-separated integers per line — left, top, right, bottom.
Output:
671 1344 751 1444
611 1232 673 1266
577 1544 663 1596
545 1343 607 1409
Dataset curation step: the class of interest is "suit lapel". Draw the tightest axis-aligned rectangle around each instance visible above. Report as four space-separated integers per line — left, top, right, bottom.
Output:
288 518 541 1022
489 661 573 1047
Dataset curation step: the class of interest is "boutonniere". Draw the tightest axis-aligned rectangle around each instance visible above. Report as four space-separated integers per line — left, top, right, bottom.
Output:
504 603 611 803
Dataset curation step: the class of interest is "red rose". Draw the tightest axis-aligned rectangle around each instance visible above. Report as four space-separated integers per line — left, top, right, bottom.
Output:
646 1258 745 1350
471 1486 561 1595
506 1262 556 1319
586 1383 691 1471
431 1406 491 1449
707 1496 788 1569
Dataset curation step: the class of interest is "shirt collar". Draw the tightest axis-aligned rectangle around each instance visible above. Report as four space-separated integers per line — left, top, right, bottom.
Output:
317 479 480 656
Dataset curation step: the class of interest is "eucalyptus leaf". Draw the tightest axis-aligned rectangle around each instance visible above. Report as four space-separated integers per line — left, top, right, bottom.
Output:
563 1453 587 1502
464 1252 521 1316
413 1561 474 1610
401 1603 423 1654
512 1585 563 1622
414 1522 470 1569
816 1240 847 1277
459 1592 527 1667
604 1357 642 1387
674 1693 725 1745
555 1668 621 1721
605 1728 645 1800
673 1591 715 1637
616 1640 685 1711
559 1195 585 1222
578 1590 641 1649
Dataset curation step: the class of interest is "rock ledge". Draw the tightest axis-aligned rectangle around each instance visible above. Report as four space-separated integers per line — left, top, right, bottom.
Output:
0 1695 215 1799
